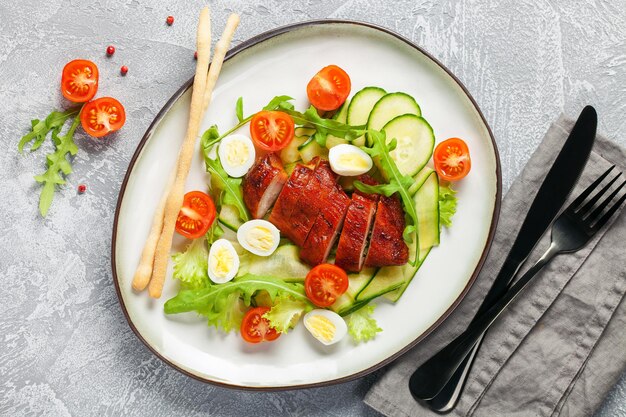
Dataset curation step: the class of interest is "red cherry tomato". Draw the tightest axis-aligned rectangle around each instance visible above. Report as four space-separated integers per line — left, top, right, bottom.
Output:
306 65 351 111
240 307 280 343
175 191 216 239
249 110 295 152
304 264 349 307
80 97 126 138
61 59 99 103
433 138 471 181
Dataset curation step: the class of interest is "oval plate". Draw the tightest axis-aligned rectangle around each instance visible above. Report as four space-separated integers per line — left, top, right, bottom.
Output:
112 20 501 390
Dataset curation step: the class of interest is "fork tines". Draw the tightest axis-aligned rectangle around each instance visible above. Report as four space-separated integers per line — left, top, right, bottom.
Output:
568 165 626 230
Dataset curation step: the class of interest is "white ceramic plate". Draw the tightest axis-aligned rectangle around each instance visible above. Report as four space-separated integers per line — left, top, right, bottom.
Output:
112 20 500 389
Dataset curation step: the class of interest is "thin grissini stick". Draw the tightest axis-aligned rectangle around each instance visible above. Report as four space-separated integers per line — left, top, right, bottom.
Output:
130 170 175 291
148 7 213 298
202 14 240 113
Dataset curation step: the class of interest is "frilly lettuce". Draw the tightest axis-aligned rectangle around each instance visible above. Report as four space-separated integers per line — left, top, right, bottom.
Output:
171 238 209 290
439 183 457 229
346 304 382 343
263 296 313 333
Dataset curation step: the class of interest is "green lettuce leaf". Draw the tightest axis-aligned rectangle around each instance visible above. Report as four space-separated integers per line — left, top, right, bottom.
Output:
171 238 209 290
354 130 419 264
164 274 309 333
346 304 382 343
439 183 457 229
263 296 313 333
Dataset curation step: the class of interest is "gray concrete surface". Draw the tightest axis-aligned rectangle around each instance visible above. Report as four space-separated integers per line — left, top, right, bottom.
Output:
1 0 625 416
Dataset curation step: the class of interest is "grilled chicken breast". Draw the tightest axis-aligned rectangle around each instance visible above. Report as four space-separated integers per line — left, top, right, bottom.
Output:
242 153 288 219
268 158 319 240
335 175 380 272
364 193 409 267
300 184 351 266
276 160 337 246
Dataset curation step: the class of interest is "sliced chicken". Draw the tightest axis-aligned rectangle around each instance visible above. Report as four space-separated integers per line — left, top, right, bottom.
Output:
300 184 351 266
364 193 409 267
335 175 380 272
283 160 338 246
242 153 288 219
268 158 319 240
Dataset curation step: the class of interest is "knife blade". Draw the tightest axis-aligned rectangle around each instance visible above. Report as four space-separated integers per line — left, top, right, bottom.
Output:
409 105 597 402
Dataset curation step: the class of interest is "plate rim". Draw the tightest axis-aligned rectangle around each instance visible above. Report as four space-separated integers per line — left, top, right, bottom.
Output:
111 19 502 391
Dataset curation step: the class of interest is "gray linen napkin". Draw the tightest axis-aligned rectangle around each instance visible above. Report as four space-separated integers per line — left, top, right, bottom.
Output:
365 115 626 417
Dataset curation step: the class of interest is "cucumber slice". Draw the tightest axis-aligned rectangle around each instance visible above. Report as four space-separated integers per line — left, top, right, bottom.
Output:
347 87 386 144
383 171 440 302
366 92 421 145
237 245 311 282
409 167 435 195
299 139 328 163
356 265 405 302
295 127 315 137
330 267 377 315
381 115 434 177
284 161 299 176
218 204 243 231
281 135 308 164
326 101 350 149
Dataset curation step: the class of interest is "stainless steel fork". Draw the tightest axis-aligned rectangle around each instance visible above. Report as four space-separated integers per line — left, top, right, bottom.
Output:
409 165 626 401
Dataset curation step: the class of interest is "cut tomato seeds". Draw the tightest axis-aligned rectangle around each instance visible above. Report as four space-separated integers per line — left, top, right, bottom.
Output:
106 45 115 56
120 65 128 75
166 15 174 25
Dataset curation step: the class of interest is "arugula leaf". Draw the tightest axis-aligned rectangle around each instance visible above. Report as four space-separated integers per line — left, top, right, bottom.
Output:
164 274 310 333
346 304 382 343
439 182 458 229
278 105 366 147
263 95 295 111
171 238 210 290
235 97 244 122
33 115 81 217
354 130 419 264
263 296 313 333
206 221 224 245
202 130 251 223
18 107 80 153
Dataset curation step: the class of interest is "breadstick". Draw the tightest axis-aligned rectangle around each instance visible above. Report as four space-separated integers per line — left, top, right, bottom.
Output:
131 170 175 291
202 14 240 113
149 12 240 298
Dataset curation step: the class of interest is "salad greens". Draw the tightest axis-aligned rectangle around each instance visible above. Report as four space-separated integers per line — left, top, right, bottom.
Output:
171 238 210 290
165 273 310 332
18 107 81 153
346 304 382 343
263 296 313 333
439 183 457 229
353 130 420 265
202 132 250 223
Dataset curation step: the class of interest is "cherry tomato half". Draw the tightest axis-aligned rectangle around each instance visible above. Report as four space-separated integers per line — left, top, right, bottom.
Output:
80 97 126 138
240 307 280 343
175 191 216 239
249 110 295 152
304 264 349 308
61 59 99 103
433 138 472 181
306 65 351 111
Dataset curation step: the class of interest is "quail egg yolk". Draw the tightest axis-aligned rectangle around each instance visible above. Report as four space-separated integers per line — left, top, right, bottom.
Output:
338 152 369 169
210 246 234 278
305 314 337 343
245 226 274 252
225 140 249 166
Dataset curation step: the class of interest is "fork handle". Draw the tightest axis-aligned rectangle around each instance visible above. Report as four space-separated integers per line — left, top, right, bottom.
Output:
409 242 560 401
